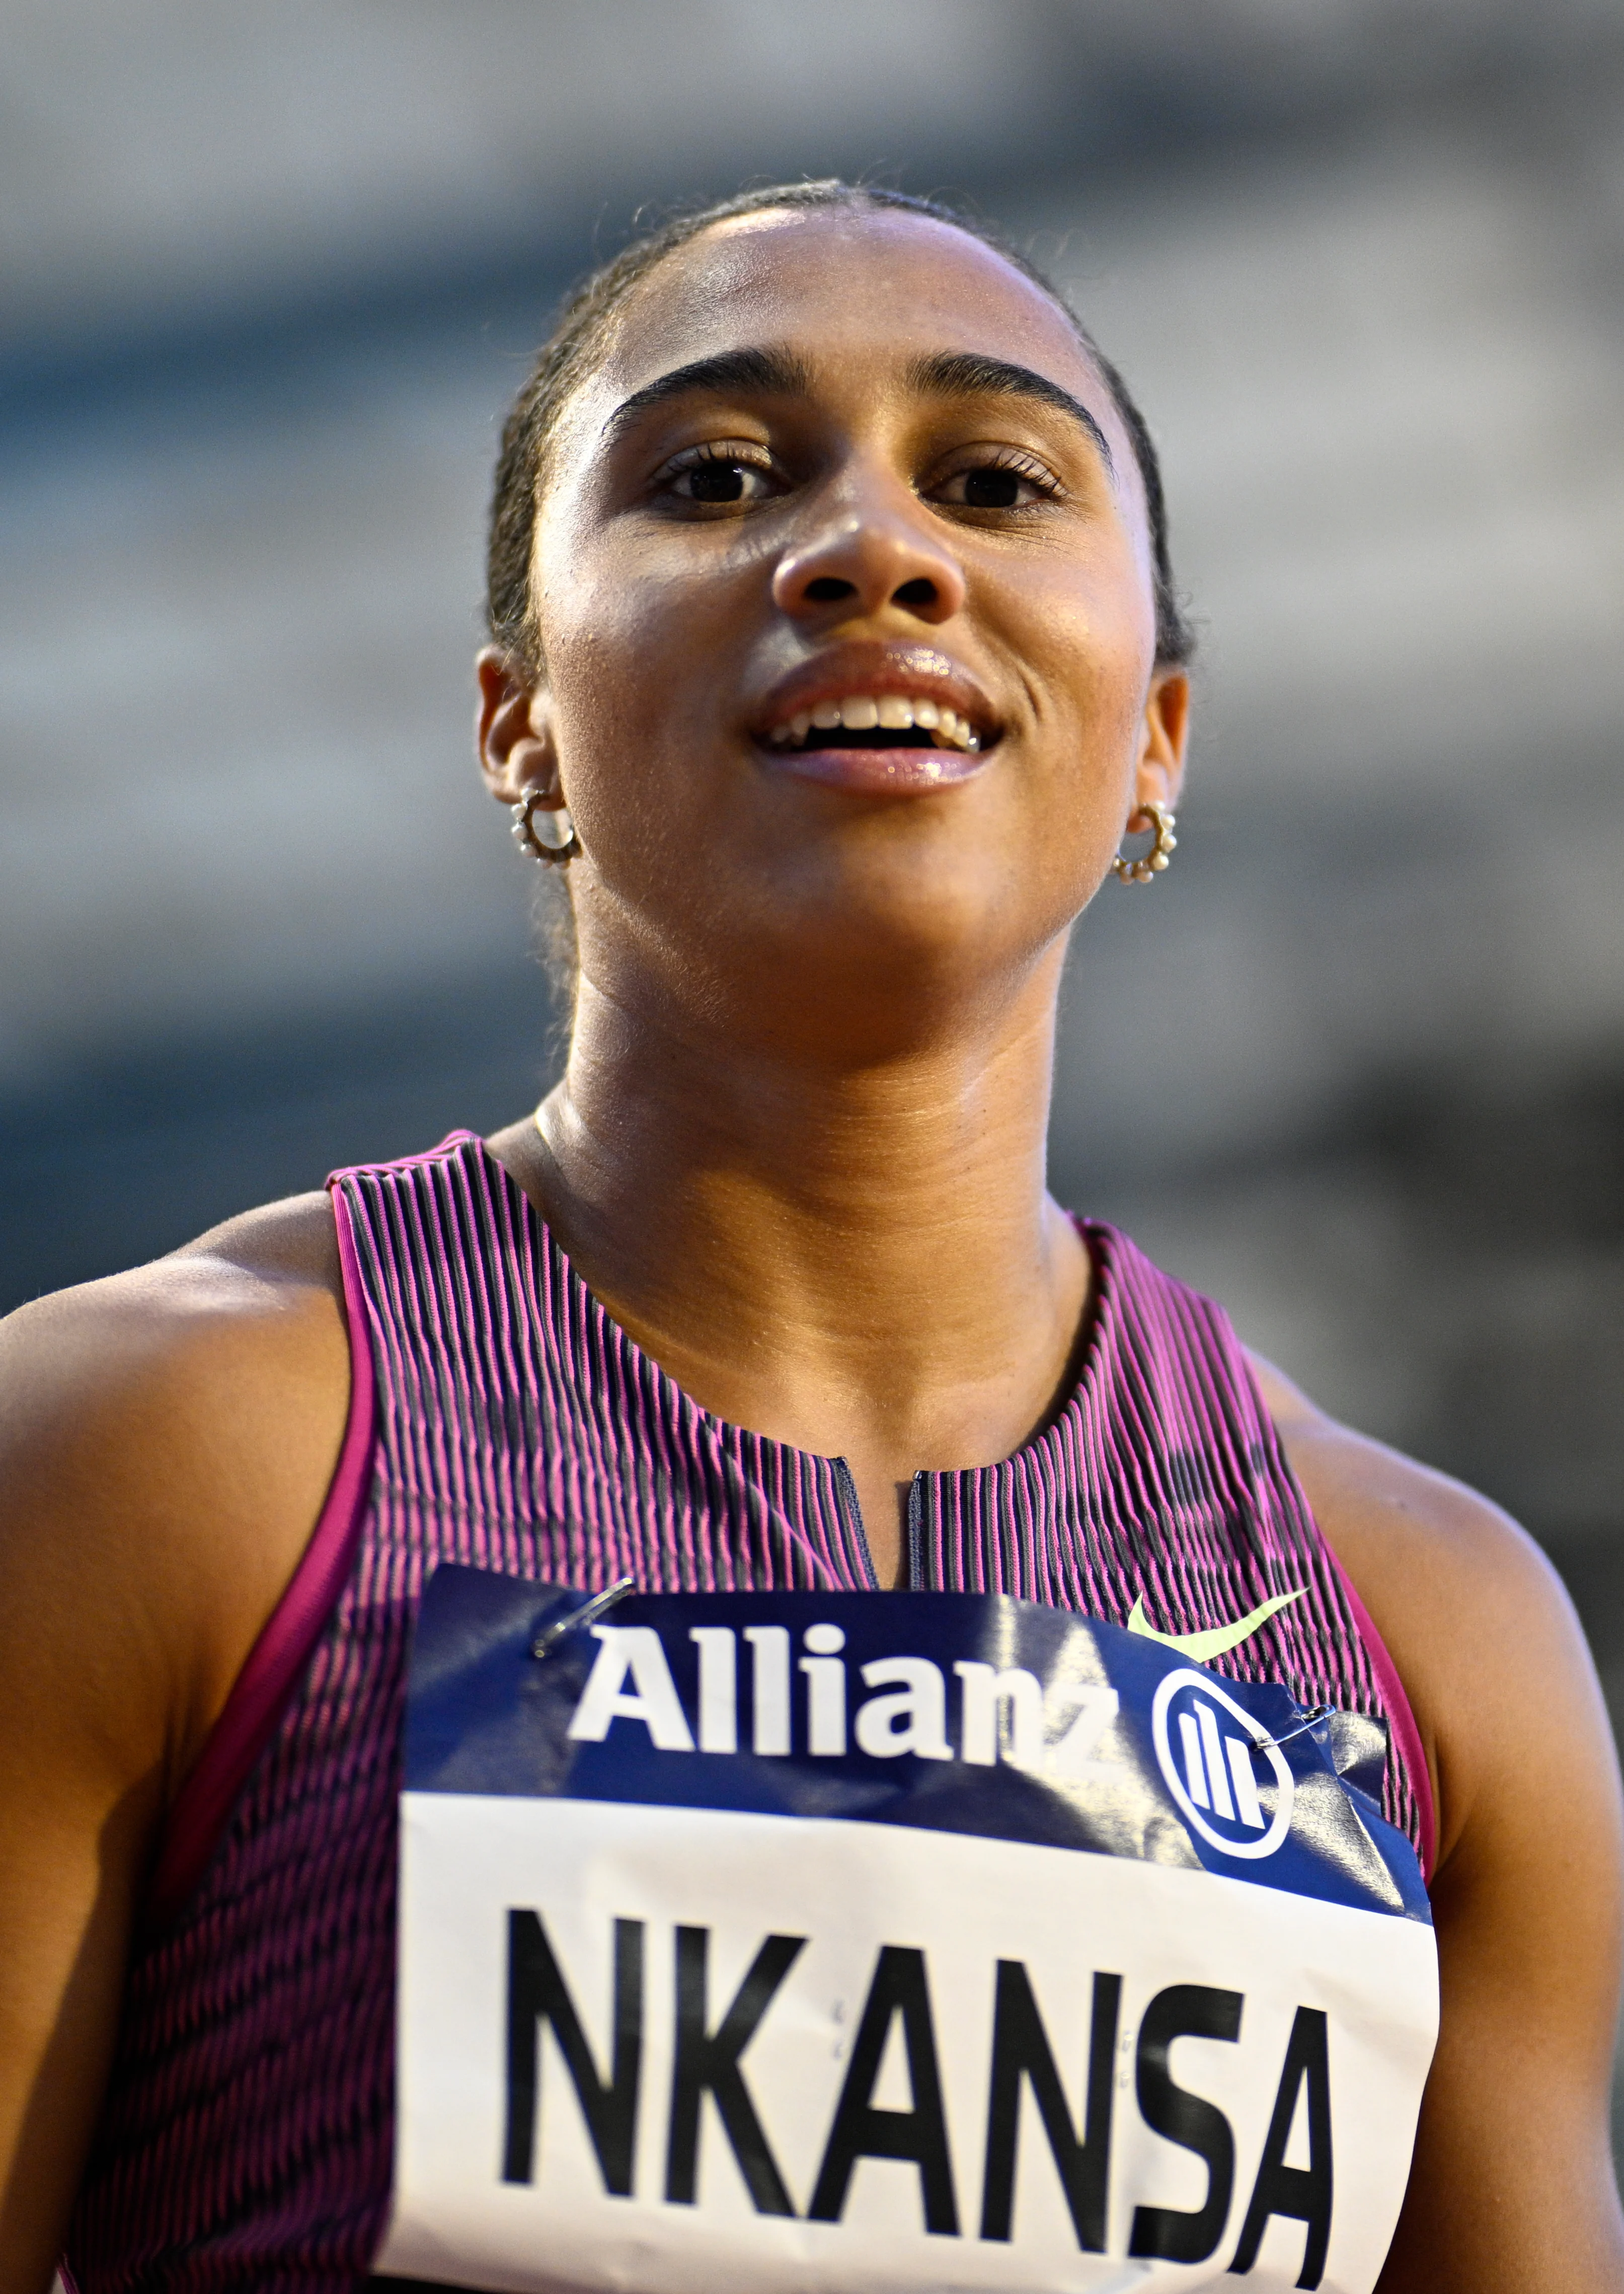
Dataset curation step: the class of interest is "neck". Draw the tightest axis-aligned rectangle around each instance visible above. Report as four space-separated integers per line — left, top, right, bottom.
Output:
492 944 1091 1581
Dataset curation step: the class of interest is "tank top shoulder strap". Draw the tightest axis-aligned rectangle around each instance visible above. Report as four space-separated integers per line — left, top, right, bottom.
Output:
143 1133 483 1927
1086 1220 1434 1873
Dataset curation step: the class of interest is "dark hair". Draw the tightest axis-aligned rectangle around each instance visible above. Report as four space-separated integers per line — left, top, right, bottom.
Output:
486 180 1194 673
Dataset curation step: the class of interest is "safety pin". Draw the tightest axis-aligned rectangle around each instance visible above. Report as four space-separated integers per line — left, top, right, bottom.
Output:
1251 1701 1336 1754
531 1576 636 1659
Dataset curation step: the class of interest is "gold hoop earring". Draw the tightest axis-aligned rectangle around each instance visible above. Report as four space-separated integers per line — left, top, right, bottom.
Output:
510 790 578 866
1111 799 1177 886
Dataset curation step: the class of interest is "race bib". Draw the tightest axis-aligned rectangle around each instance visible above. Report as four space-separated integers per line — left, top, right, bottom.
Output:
373 1569 1436 2293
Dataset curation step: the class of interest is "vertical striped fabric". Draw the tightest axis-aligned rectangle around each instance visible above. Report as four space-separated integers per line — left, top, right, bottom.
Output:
65 1131 1422 2289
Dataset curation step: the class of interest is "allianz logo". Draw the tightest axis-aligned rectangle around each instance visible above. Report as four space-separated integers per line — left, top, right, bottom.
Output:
567 1624 1122 1781
1151 1671 1295 1860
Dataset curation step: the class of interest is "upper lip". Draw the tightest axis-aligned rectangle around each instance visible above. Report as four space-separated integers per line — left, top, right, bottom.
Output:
748 642 1001 746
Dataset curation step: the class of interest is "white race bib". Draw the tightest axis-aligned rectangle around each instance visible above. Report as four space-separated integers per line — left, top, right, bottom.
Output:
373 1572 1436 2294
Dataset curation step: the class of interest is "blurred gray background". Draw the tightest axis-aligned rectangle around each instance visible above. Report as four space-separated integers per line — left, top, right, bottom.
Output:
4 8 1622 1799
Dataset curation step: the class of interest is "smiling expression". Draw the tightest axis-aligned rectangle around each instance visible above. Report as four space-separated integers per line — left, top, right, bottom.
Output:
506 205 1187 1042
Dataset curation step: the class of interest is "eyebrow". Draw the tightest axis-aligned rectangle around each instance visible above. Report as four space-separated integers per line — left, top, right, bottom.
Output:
601 347 814 445
904 350 1114 471
599 341 1113 471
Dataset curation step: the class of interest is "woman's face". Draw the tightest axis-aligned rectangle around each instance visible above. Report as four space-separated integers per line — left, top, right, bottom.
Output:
493 206 1187 1051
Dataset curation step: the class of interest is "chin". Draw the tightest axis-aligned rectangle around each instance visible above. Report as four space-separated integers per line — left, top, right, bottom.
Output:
741 863 1074 1032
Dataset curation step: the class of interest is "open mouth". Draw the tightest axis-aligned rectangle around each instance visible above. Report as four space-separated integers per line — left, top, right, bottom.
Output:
761 694 988 755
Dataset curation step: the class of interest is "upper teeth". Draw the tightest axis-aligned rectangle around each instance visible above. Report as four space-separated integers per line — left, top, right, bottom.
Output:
766 695 981 751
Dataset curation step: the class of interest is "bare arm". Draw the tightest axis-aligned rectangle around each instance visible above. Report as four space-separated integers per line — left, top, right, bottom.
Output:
1253 1353 1624 2293
0 1197 349 2291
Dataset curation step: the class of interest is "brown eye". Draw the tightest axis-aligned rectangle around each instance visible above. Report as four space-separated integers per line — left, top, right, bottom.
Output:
933 456 1059 511
688 462 750 502
963 467 1022 509
662 451 778 505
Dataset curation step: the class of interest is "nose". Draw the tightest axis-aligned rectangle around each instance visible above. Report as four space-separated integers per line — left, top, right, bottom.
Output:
771 484 966 628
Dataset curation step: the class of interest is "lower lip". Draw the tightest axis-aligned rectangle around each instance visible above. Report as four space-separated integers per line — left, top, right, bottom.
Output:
759 743 990 795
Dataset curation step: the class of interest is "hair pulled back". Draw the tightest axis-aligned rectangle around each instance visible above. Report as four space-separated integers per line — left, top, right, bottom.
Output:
486 181 1193 674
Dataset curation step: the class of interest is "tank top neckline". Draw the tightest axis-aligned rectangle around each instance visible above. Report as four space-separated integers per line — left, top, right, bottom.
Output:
478 1127 1432 1874
478 1129 1111 1570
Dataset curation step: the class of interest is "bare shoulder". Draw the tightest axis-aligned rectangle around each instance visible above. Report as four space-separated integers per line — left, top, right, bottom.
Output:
0 1190 352 1801
0 1200 353 2279
1249 1348 1610 1874
1252 1352 1624 2289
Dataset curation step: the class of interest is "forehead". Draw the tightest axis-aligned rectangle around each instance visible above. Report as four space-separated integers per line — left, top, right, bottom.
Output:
577 207 1114 439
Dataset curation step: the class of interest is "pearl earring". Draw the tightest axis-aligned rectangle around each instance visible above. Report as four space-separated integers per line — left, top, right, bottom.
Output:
1111 800 1177 885
510 790 579 866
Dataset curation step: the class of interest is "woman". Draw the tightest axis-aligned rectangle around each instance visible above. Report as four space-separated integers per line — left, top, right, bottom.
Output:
0 182 1618 2291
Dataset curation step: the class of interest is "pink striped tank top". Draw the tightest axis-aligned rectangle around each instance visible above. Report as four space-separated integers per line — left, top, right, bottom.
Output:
63 1132 1431 2289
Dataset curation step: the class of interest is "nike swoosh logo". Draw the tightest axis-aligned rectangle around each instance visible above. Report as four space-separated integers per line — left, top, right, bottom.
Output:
1126 1588 1304 1662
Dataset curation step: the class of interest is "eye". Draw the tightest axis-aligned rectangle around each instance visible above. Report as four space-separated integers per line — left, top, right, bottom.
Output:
656 442 781 507
931 452 1062 511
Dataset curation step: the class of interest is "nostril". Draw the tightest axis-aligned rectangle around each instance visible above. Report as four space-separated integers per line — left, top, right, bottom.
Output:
804 576 857 602
893 577 938 608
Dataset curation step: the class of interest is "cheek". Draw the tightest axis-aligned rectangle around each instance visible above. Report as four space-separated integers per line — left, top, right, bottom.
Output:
1003 548 1154 780
532 557 739 905
535 536 642 743
536 525 737 772
535 588 675 858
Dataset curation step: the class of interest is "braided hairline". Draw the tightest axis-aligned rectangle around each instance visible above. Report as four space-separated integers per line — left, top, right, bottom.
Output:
486 181 1194 677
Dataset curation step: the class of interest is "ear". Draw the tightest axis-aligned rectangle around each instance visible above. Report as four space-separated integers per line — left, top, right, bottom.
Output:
1130 668 1190 820
475 646 566 811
